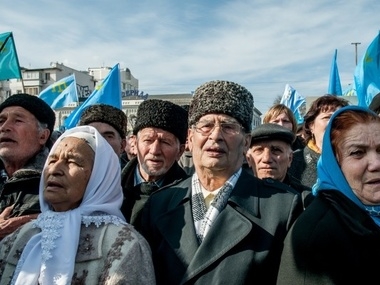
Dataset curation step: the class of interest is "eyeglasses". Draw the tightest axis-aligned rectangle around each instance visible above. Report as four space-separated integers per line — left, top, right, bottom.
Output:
193 121 244 136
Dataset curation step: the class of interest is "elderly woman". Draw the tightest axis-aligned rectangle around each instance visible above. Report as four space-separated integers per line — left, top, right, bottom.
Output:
0 126 155 285
288 95 349 188
277 106 380 284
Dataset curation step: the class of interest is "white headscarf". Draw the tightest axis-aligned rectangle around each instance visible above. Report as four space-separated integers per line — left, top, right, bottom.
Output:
11 125 126 285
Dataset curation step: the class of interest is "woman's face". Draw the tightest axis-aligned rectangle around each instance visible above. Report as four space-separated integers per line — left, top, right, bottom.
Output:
339 122 380 205
310 108 339 149
43 137 94 211
268 113 293 132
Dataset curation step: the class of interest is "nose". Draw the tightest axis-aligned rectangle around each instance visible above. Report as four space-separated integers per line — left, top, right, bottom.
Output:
261 148 273 162
368 152 380 172
208 124 224 140
46 160 64 176
0 118 12 132
149 140 162 155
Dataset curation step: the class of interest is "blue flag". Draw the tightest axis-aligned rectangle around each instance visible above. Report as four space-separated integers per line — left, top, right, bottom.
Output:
64 64 121 129
280 84 306 124
38 74 78 109
328 49 342 95
0 32 22 80
354 31 380 107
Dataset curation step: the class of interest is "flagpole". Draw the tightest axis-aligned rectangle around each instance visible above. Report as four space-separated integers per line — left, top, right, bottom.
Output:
351 42 361 66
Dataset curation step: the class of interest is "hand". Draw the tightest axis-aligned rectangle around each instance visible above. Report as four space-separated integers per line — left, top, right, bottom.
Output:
0 205 38 238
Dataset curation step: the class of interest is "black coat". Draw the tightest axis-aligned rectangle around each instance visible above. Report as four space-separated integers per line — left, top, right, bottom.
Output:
277 190 380 285
141 170 303 285
120 157 188 227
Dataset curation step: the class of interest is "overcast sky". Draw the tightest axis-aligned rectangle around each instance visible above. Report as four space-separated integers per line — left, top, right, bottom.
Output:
2 0 380 113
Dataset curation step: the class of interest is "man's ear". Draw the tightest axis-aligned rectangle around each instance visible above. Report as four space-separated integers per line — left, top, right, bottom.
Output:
39 129 50 145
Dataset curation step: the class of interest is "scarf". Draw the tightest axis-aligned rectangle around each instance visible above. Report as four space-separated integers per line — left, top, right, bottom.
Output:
191 169 241 243
314 105 380 227
11 126 126 285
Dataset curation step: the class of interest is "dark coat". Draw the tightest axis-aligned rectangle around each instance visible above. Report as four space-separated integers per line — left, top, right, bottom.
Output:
0 147 49 217
288 145 320 188
277 190 380 285
141 170 303 285
120 157 188 227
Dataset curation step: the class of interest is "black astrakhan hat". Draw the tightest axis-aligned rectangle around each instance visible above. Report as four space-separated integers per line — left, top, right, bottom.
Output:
250 123 295 146
0 93 55 138
78 104 128 138
188 80 253 131
133 99 188 144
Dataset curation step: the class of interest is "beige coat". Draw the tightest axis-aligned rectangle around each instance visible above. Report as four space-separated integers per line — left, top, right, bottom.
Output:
0 221 155 285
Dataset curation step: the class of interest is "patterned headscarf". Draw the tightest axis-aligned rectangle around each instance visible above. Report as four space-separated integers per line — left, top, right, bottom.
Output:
12 126 125 285
313 105 380 226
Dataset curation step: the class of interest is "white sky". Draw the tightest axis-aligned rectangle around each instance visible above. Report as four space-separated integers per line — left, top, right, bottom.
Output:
2 0 380 113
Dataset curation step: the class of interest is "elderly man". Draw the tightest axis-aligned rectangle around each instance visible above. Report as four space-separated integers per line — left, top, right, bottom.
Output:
120 99 189 226
247 123 312 207
141 80 303 285
0 93 55 239
78 103 128 168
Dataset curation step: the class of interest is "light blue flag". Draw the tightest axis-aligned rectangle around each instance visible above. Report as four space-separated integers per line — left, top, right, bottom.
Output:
280 84 306 124
0 32 21 80
38 74 78 109
328 49 342 96
64 63 121 129
354 31 380 107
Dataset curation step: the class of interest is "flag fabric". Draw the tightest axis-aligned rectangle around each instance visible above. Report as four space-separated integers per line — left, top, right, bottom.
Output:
0 32 22 80
64 63 121 129
38 74 78 109
354 31 380 107
328 49 342 95
280 84 306 124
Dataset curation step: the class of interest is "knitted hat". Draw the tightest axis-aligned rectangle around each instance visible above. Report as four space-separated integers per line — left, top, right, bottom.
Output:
78 104 128 138
250 123 295 146
133 99 188 144
0 93 55 138
188 80 254 131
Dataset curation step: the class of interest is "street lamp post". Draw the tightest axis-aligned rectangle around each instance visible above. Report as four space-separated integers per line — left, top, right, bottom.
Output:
351 42 361 66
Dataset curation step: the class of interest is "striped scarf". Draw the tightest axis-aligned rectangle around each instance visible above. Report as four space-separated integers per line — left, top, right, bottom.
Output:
191 169 241 243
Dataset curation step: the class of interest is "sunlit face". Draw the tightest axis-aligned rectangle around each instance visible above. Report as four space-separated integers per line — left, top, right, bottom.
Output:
310 108 340 149
269 113 293 132
0 106 49 164
247 140 292 181
88 122 125 157
43 137 94 212
188 114 251 177
338 123 380 205
136 128 184 181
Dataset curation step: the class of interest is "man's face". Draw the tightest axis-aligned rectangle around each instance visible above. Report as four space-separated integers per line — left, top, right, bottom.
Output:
43 137 94 212
87 122 126 157
188 114 251 176
247 140 292 182
136 127 184 181
0 106 49 165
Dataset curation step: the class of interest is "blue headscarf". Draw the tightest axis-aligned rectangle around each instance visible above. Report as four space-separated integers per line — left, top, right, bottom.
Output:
313 105 380 226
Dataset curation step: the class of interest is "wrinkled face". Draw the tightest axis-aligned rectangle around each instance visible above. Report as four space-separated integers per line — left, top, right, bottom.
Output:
269 113 293 132
247 140 293 181
0 106 49 164
188 114 251 176
136 128 184 181
43 137 94 212
88 122 125 157
338 123 380 205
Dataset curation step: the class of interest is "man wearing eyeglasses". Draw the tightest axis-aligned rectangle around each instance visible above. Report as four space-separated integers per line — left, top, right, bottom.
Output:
141 80 303 285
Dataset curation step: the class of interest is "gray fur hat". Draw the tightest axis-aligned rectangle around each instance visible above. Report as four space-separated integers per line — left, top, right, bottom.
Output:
250 123 295 146
133 99 188 144
78 104 128 138
188 80 254 131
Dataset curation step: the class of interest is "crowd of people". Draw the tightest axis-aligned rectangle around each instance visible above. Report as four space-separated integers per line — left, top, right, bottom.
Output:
0 84 379 284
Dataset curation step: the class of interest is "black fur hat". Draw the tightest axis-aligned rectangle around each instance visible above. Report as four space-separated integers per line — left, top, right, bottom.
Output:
0 93 56 138
133 99 188 144
78 104 128 138
188 80 254 131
